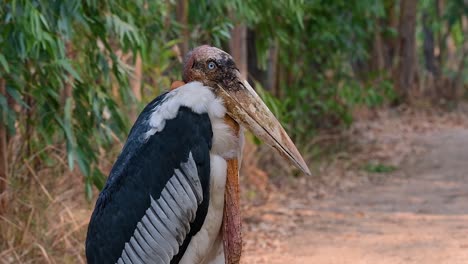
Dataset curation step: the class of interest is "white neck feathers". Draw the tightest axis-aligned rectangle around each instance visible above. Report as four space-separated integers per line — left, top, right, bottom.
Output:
144 82 226 139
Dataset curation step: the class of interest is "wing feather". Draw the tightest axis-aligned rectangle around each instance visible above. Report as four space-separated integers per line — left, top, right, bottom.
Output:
86 104 212 264
118 155 203 263
125 240 144 264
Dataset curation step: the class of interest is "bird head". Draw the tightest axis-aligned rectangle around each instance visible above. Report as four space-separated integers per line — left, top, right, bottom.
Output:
183 45 310 175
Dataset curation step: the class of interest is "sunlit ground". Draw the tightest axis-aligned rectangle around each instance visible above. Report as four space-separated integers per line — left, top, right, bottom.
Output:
3 106 468 263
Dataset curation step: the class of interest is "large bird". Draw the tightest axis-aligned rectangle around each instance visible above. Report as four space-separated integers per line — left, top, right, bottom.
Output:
86 45 310 264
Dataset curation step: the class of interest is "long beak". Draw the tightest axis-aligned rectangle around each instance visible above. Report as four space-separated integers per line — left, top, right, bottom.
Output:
215 71 311 175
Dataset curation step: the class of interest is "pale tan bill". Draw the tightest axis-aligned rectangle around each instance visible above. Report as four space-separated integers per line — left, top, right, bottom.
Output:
215 75 311 175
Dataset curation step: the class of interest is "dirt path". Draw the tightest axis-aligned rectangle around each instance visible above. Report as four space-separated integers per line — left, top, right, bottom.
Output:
243 128 468 264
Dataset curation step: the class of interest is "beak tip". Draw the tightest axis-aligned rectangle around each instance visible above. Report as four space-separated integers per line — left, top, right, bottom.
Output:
219 77 312 177
299 164 312 176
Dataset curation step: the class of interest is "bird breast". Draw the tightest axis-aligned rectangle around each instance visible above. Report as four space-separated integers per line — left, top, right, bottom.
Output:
210 117 240 159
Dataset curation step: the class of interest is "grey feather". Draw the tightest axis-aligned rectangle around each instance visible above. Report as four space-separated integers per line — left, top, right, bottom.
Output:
116 152 202 264
125 242 143 264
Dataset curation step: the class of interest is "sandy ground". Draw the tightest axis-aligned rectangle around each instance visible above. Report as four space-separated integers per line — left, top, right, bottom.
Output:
2 108 468 264
242 127 468 264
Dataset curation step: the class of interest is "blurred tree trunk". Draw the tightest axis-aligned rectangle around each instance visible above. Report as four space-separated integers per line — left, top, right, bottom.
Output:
371 27 385 72
129 1 145 122
422 11 438 75
229 25 248 79
436 0 447 69
247 30 266 88
25 61 37 180
129 54 142 122
383 0 399 69
0 78 7 214
245 32 281 96
395 0 419 100
452 18 468 98
176 0 189 58
266 41 279 96
421 8 438 99
353 0 397 78
61 42 75 106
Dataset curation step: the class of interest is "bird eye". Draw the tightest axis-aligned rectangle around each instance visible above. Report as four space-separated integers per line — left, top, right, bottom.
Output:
207 62 216 70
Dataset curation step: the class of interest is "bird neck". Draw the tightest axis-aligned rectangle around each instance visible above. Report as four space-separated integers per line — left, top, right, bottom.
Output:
222 115 242 264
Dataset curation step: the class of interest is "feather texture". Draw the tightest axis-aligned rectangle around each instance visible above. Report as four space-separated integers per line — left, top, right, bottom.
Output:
117 153 202 264
86 102 212 264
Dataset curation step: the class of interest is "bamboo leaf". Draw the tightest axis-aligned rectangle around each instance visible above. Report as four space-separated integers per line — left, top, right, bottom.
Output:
63 98 75 170
75 148 90 177
6 87 29 108
0 94 8 126
58 59 82 82
92 168 106 191
85 178 93 201
0 54 10 73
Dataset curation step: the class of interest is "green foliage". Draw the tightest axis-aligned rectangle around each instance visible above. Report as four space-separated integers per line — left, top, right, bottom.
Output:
3 0 463 194
363 162 397 173
419 0 467 64
1 0 292 195
255 71 395 152
244 0 394 149
0 0 396 192
188 0 234 47
0 0 166 196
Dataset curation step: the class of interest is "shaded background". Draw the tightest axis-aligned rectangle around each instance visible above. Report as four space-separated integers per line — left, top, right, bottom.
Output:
0 0 467 263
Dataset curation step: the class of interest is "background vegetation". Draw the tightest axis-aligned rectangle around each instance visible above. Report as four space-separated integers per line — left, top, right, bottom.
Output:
0 0 467 262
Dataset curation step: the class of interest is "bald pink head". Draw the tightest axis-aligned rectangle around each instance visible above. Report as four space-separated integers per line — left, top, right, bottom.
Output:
182 45 236 84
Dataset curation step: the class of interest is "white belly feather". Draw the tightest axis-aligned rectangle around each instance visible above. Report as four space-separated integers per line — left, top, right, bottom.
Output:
179 154 227 264
181 111 240 264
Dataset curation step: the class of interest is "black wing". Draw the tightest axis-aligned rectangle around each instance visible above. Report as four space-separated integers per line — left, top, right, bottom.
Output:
86 93 212 264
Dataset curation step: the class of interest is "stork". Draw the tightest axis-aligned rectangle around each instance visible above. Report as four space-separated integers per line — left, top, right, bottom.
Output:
86 45 310 264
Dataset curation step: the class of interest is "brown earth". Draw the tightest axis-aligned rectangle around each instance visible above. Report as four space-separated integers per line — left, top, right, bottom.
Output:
2 108 468 264
242 117 468 263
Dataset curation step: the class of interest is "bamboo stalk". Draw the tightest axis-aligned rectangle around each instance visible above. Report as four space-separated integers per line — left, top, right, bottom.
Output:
0 78 8 215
